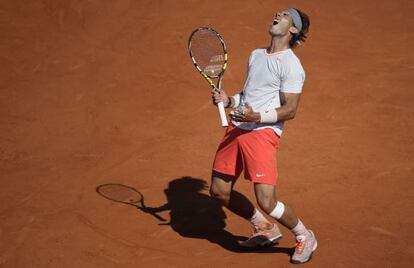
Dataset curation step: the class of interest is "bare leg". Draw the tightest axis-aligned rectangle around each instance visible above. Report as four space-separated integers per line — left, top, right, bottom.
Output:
254 183 299 229
253 184 317 263
210 171 255 219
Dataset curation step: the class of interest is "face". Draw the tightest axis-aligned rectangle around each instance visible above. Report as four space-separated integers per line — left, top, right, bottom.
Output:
268 10 298 37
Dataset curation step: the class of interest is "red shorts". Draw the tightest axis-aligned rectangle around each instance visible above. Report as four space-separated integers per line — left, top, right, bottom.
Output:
212 124 280 185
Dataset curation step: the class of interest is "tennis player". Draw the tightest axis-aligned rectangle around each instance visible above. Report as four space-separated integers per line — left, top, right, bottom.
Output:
210 8 316 264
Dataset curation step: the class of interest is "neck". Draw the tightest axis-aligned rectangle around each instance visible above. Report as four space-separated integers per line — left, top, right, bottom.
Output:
267 36 290 53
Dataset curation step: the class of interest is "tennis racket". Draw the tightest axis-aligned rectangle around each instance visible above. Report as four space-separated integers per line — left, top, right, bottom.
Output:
188 26 229 127
96 183 166 222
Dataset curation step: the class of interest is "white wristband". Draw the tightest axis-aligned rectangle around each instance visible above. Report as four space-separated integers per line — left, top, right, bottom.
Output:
260 109 278 123
231 94 241 108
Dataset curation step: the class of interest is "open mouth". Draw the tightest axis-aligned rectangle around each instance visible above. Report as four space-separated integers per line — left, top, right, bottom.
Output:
272 19 279 25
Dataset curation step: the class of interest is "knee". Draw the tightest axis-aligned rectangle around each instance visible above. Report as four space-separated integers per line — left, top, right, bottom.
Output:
256 195 277 214
209 184 231 204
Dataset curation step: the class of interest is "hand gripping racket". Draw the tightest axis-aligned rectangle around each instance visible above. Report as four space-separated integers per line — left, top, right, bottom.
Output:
188 26 229 127
96 183 166 222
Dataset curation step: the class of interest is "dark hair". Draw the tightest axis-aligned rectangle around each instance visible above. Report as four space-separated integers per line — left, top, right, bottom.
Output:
290 9 310 48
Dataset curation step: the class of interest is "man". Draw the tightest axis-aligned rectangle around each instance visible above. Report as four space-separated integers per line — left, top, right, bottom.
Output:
210 8 317 264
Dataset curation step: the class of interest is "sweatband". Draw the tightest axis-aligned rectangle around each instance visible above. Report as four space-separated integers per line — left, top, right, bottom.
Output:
287 8 302 32
225 97 232 108
270 201 285 219
231 94 241 108
260 109 278 123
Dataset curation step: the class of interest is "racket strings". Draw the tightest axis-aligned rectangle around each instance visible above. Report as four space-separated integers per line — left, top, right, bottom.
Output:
190 30 225 77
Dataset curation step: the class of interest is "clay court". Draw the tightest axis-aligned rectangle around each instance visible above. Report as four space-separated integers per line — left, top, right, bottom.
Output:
1 0 413 267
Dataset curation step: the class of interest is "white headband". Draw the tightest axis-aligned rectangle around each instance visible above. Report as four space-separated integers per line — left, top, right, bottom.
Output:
287 8 302 32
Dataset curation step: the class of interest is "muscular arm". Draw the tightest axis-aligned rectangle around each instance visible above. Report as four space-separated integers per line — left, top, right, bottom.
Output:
275 92 301 121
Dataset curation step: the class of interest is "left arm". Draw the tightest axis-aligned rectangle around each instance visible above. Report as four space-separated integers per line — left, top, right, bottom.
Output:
275 92 301 121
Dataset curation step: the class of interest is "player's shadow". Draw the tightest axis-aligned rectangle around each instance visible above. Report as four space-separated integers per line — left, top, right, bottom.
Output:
150 176 293 255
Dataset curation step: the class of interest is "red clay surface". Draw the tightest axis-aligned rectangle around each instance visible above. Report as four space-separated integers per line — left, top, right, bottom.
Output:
1 0 413 267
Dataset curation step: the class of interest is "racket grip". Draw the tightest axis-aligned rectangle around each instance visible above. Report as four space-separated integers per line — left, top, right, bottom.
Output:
217 101 229 127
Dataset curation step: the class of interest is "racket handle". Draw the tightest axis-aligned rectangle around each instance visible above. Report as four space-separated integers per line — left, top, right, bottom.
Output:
217 101 229 127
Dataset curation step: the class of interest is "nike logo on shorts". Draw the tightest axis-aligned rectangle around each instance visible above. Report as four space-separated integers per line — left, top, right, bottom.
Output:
256 174 265 177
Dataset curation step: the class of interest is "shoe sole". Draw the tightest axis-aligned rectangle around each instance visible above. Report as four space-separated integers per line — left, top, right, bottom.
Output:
262 234 283 246
240 234 283 249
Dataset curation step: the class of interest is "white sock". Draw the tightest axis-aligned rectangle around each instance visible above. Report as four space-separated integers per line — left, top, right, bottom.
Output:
250 208 270 228
291 219 310 240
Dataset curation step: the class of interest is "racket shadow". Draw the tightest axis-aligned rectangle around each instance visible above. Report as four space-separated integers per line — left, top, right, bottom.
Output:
95 183 167 222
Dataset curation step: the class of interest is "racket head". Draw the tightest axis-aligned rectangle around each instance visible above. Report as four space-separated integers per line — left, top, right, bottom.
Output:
96 183 143 206
188 26 227 79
